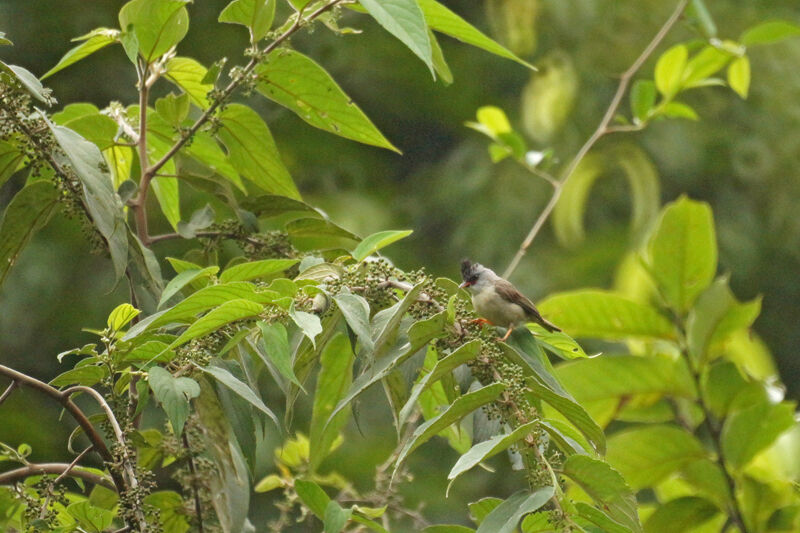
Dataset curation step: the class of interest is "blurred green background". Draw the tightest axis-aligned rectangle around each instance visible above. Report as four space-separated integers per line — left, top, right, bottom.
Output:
1 0 799 527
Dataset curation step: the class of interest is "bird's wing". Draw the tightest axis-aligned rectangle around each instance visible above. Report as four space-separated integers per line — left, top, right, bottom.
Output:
494 278 561 332
494 278 540 316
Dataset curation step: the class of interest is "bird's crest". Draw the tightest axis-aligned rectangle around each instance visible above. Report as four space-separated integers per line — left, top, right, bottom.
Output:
461 259 480 281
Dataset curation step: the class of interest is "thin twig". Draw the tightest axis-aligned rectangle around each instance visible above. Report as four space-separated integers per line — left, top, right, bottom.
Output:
0 461 115 491
503 0 690 279
148 230 265 246
132 58 151 244
0 381 17 405
182 432 205 533
39 446 94 518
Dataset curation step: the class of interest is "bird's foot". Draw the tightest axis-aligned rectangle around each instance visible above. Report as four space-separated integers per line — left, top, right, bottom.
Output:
497 327 513 342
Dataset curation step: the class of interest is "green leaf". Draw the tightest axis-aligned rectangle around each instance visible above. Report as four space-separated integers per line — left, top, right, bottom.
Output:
333 293 374 350
0 140 24 189
630 79 656 122
352 229 413 261
654 44 688 97
257 321 303 390
324 500 352 533
66 501 114 533
184 132 245 192
359 0 433 75
394 382 506 474
287 218 360 251
255 49 399 152
659 101 699 121
42 28 119 79
555 355 696 404
429 29 453 84
290 304 323 348
118 0 190 62
562 455 641 533
310 333 354 471
526 378 606 455
54 109 119 151
51 366 107 388
199 362 280 429
575 502 633 533
727 55 751 98
0 62 52 103
645 196 717 313
741 20 800 46
643 497 718 533
169 298 264 350
399 339 481 428
254 474 284 492
530 327 588 360
469 498 502 526
148 366 200 437
606 425 708 490
538 290 675 340
219 258 298 283
47 120 129 283
687 277 761 363
0 181 59 288
241 193 322 219
144 491 191 533
218 0 276 43
423 526 475 533
108 303 141 330
447 421 538 491
165 56 213 109
476 488 555 533
151 175 181 230
682 46 732 88
156 91 190 129
295 479 330 517
217 103 299 198
158 267 219 309
721 399 796 471
417 0 533 70
141 282 276 332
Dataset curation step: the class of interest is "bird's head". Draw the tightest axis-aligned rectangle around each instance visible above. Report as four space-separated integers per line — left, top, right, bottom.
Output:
459 259 495 291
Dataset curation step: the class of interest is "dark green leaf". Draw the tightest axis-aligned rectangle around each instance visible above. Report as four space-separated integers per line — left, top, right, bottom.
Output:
0 181 59 288
257 321 303 390
48 120 129 281
295 479 330 517
476 488 555 533
359 0 433 75
148 366 200 437
66 501 114 533
158 266 218 309
0 62 52 103
310 333 354 471
255 49 399 152
562 455 641 533
469 498 502 526
394 382 506 474
286 218 360 251
200 362 280 429
0 140 24 189
575 502 632 533
217 103 299 198
324 500 352 533
51 366 107 388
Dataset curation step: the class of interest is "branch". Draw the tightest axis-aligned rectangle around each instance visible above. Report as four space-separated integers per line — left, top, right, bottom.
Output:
148 230 265 246
182 433 205 533
0 364 125 493
0 462 115 491
131 0 346 244
132 59 151 244
503 0 690 279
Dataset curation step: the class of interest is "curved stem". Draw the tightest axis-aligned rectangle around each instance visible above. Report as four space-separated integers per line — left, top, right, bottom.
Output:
0 462 115 491
503 0 690 279
0 365 125 493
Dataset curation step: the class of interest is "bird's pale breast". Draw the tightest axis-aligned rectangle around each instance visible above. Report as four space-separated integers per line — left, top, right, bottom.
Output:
472 286 526 326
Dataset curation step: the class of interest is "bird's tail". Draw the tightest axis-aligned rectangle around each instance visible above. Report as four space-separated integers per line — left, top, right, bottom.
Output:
538 317 561 333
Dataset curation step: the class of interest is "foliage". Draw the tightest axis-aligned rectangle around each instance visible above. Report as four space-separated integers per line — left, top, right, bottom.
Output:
0 1 799 532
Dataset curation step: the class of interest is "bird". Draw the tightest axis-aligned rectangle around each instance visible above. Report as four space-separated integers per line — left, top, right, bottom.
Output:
459 259 560 341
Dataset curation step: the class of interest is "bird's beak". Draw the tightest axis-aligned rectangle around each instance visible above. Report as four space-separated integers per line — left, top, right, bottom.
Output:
459 281 469 289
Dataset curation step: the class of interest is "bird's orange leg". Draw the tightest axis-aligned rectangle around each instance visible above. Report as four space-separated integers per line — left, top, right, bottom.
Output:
498 326 514 342
470 318 492 326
